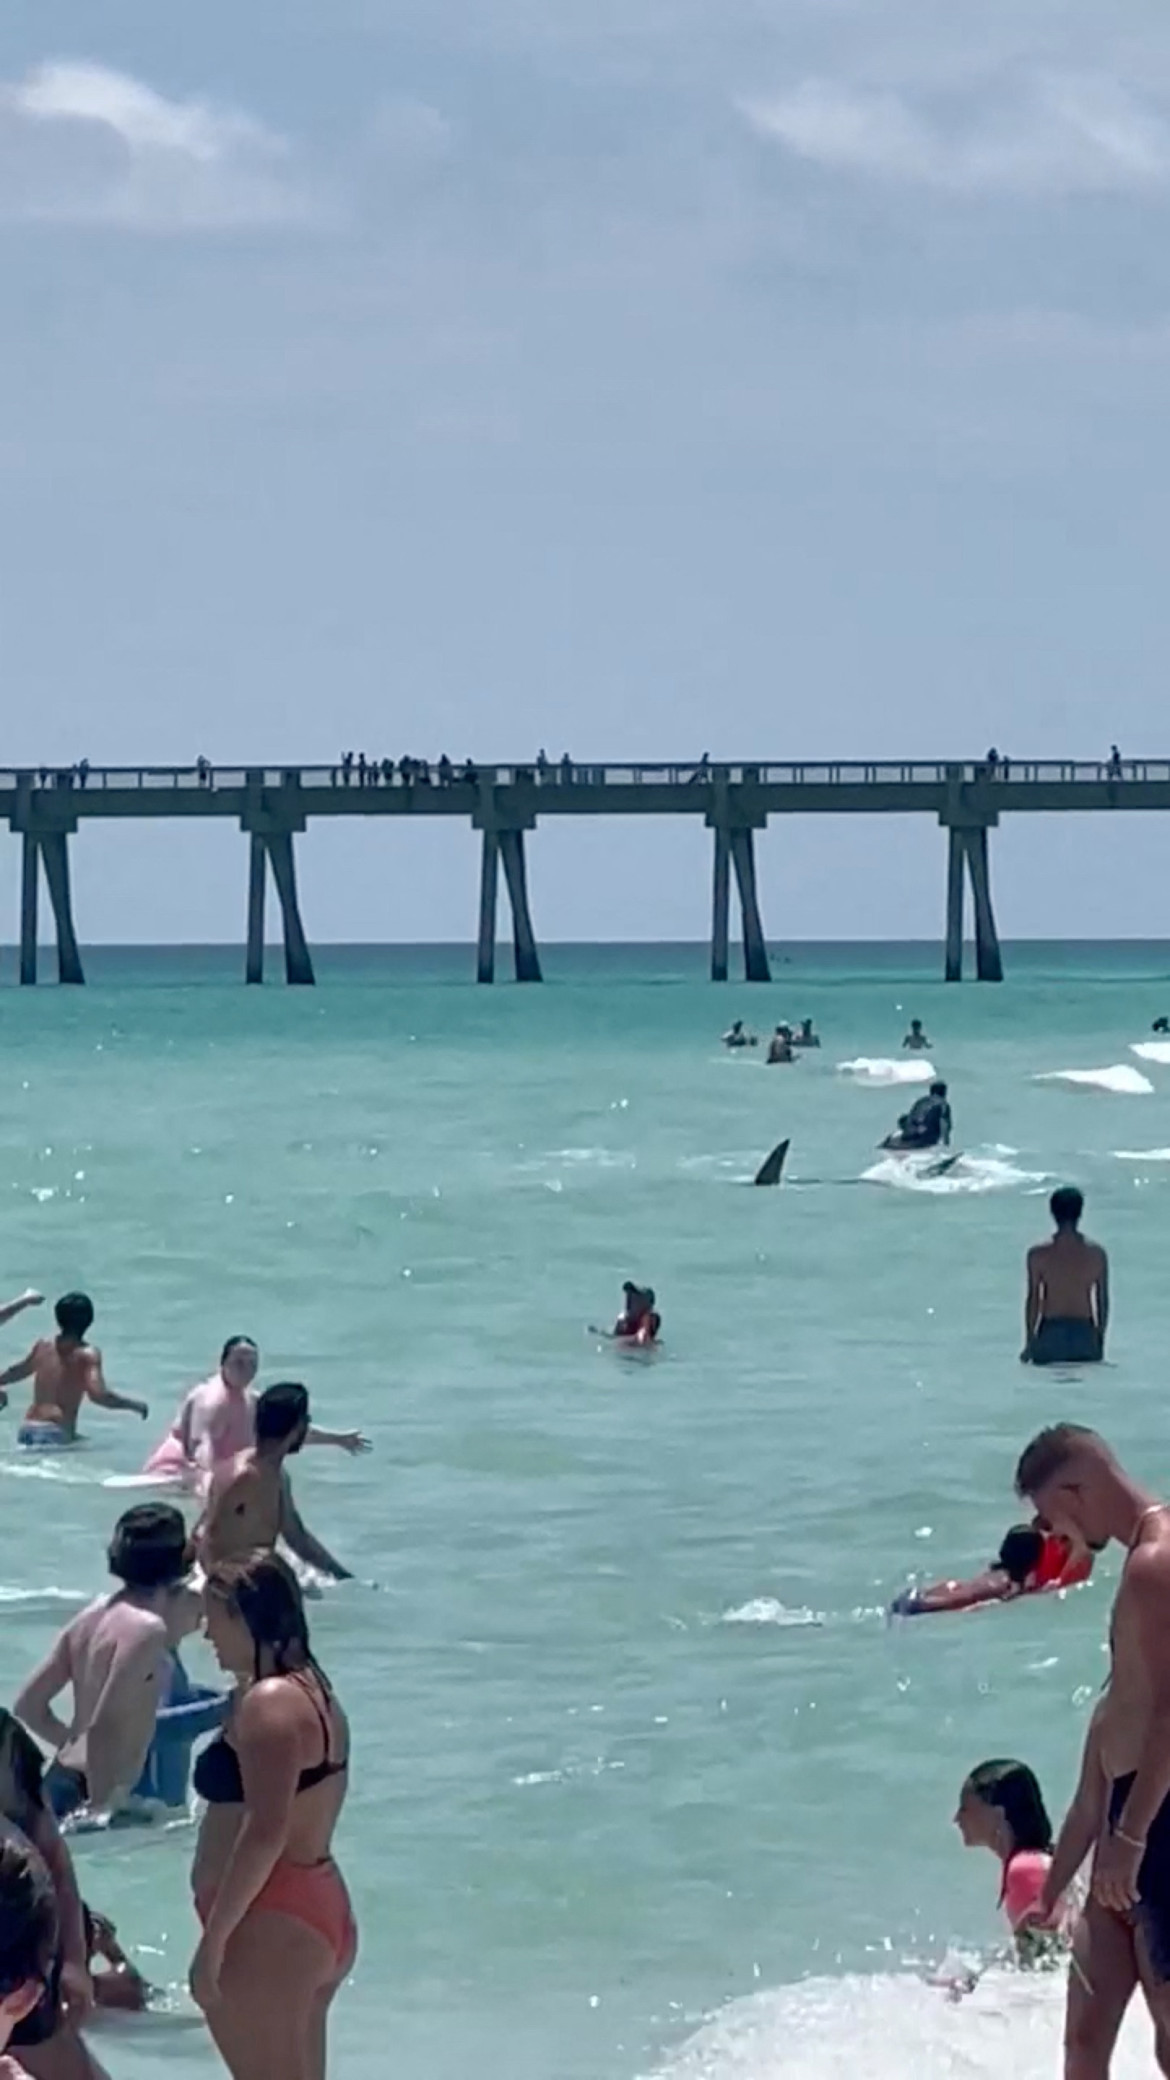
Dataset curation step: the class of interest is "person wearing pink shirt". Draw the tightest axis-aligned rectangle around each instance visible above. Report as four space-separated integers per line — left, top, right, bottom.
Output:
955 1759 1073 1964
141 1337 369 1491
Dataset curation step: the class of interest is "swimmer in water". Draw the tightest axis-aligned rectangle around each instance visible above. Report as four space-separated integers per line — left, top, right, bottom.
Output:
792 1018 820 1049
197 1383 353 1579
1155 1017 1170 1035
16 1504 201 1824
766 1027 797 1064
1021 1185 1108 1366
141 1336 369 1491
891 1523 1091 1616
955 1761 1074 1965
0 1295 148 1448
605 1283 661 1346
902 1018 931 1051
882 1080 952 1152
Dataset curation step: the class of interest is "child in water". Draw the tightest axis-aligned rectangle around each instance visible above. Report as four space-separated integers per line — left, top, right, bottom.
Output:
954 1759 1073 1965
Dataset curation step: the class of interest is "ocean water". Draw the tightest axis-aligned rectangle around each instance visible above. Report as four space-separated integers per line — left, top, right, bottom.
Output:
1 939 1169 2079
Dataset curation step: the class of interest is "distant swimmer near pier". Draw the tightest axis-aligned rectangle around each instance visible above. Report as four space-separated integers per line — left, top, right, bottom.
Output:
766 1027 797 1064
882 1080 952 1152
902 1018 932 1051
722 1020 756 1050
890 1522 1091 1617
1022 1187 1108 1366
792 1018 821 1050
0 1292 148 1447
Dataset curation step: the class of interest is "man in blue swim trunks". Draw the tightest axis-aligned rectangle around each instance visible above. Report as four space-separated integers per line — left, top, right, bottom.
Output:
1017 1427 1170 2075
1021 1187 1108 1367
0 1292 148 1446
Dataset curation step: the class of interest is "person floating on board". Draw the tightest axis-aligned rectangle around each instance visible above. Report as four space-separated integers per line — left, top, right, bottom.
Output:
1021 1186 1108 1367
882 1081 952 1152
792 1018 820 1049
766 1028 797 1064
902 1018 932 1051
889 1523 1092 1617
722 1020 755 1050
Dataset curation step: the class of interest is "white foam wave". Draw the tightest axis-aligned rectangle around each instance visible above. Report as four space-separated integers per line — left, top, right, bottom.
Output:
860 1152 1043 1196
836 1058 934 1088
0 1586 87 1606
720 1599 823 1628
1132 1040 1170 1064
1034 1065 1153 1095
643 1968 1152 2078
1115 1147 1170 1162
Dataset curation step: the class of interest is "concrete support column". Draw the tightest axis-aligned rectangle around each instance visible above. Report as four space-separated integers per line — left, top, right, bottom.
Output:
711 826 730 982
39 831 84 985
264 829 315 986
245 833 267 985
499 828 542 982
944 826 965 983
476 830 499 985
729 827 771 983
20 833 39 987
966 824 1003 982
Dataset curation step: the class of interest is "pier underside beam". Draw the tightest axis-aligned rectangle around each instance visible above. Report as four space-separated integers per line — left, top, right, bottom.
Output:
477 830 500 985
245 833 267 985
711 826 731 982
965 824 1003 983
20 833 39 987
39 830 84 985
945 826 965 983
499 828 542 983
264 829 315 986
729 827 771 983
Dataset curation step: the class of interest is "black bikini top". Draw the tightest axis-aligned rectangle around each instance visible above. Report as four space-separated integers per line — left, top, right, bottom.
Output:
193 1671 348 1806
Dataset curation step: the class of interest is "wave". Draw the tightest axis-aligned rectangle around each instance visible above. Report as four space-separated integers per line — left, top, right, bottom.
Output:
0 1586 87 1607
1034 1064 1154 1095
1132 1041 1170 1064
1115 1147 1170 1162
836 1059 934 1088
860 1152 1044 1196
642 1967 1153 2078
720 1599 823 1628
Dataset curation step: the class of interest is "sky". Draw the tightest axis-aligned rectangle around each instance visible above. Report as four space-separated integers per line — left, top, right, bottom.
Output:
2 0 1170 947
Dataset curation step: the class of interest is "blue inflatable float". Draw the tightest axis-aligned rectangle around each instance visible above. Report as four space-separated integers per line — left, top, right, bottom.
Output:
132 1650 228 1808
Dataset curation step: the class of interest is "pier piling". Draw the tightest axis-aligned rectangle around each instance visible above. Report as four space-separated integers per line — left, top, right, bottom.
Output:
710 827 730 982
476 830 500 985
945 827 964 984
245 833 267 985
264 830 315 986
729 827 771 983
39 831 84 985
499 829 542 983
19 833 38 987
965 825 1003 983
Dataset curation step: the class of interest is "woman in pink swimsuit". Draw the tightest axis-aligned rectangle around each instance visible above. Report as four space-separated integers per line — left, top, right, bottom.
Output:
141 1338 260 1488
190 1552 356 2078
955 1758 1072 1962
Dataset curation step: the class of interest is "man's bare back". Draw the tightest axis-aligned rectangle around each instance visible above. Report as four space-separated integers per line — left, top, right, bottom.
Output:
0 1295 148 1440
1097 1509 1170 1783
1028 1233 1107 1324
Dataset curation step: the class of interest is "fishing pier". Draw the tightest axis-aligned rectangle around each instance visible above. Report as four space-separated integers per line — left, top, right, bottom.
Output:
1 757 1161 985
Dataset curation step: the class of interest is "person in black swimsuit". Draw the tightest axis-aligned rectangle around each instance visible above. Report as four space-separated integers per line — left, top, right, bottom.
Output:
190 1551 356 2079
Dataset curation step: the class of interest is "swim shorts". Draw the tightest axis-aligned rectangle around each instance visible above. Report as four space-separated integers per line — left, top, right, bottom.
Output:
16 1422 71 1450
44 1762 89 1820
1110 1774 1170 1977
1029 1319 1103 1366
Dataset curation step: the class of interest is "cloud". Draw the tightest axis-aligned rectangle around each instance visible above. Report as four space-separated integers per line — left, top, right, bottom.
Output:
0 60 315 230
740 70 1170 196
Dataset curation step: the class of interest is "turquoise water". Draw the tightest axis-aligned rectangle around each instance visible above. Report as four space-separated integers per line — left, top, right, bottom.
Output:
1 942 1168 2077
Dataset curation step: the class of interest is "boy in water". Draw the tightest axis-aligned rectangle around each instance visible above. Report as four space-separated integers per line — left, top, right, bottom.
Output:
0 1294 148 1446
1021 1186 1108 1366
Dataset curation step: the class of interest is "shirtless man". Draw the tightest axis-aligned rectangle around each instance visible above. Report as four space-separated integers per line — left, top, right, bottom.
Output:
1022 1187 1108 1366
0 1294 147 1447
902 1018 931 1051
198 1381 352 1581
15 1504 198 1820
1017 1427 1170 2076
141 1335 369 1490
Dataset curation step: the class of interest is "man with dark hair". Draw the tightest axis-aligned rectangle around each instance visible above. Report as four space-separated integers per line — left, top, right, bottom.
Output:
1022 1187 1108 1366
1016 1427 1170 2072
15 1504 198 1821
0 1293 148 1447
198 1383 352 1580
